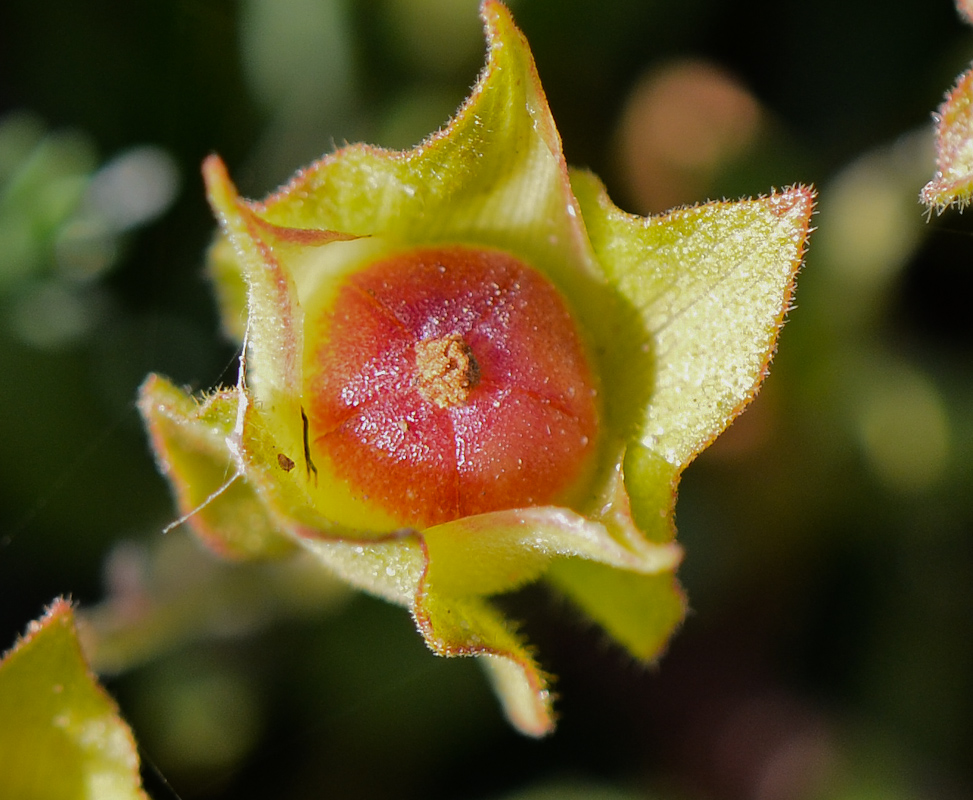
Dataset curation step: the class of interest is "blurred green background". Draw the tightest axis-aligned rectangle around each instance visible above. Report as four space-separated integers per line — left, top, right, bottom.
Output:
2 1 972 798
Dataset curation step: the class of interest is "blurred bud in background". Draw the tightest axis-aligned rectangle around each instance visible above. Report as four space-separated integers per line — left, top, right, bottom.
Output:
612 60 762 215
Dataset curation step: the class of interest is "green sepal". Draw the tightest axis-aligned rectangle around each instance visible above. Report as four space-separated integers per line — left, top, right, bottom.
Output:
572 169 813 469
546 561 686 662
138 373 295 559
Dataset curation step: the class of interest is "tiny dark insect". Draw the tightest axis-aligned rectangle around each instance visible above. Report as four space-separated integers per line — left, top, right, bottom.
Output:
277 453 295 472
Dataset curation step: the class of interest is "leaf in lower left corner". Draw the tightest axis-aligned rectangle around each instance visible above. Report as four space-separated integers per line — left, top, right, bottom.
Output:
0 599 148 800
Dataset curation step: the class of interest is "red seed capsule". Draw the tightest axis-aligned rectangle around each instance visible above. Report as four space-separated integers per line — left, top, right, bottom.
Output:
307 246 599 528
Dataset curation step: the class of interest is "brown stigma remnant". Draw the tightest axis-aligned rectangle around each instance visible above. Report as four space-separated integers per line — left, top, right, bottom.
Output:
414 333 481 408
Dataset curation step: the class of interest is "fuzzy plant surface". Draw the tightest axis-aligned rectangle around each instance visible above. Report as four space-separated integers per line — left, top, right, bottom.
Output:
0 600 147 800
137 0 813 735
922 0 973 209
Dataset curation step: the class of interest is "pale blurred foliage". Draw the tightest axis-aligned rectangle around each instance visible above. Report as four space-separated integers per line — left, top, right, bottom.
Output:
384 0 493 78
237 0 495 188
812 132 952 494
239 0 357 184
79 531 349 676
817 132 935 322
0 112 178 348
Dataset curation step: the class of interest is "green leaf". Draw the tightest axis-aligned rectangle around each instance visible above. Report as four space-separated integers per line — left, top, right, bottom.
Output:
0 599 147 800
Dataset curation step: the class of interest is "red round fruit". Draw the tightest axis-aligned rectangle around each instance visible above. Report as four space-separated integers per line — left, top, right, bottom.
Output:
307 246 599 528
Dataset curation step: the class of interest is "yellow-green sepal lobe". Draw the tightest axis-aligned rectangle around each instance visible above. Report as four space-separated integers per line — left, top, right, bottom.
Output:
138 374 295 559
572 170 814 468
